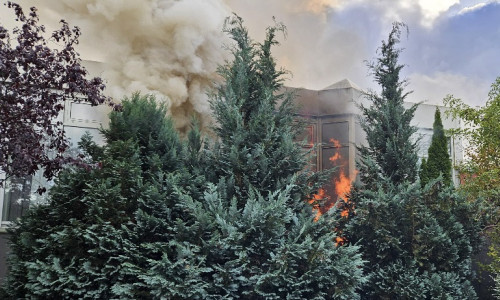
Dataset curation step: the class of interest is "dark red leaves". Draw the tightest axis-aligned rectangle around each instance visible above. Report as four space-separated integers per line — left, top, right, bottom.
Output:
0 2 111 186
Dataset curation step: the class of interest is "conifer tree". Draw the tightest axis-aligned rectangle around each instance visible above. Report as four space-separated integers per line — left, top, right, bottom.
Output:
343 179 482 299
208 16 306 203
358 22 419 187
423 108 453 186
1 94 198 298
340 23 483 299
2 18 367 299
102 93 184 175
3 138 146 298
188 15 366 298
419 157 428 187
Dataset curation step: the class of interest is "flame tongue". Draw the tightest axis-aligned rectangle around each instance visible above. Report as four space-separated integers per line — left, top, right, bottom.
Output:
330 138 342 148
329 152 340 162
310 138 357 220
309 188 328 221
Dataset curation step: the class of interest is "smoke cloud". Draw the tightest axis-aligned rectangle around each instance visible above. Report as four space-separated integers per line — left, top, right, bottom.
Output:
2 0 497 129
33 0 232 131
69 0 231 130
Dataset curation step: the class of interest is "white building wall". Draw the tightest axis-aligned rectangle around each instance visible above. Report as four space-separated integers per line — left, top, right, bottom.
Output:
408 102 464 185
0 99 110 226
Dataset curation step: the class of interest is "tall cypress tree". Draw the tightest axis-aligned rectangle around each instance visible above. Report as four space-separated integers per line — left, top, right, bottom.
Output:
422 108 452 186
358 22 419 187
340 23 483 299
207 16 307 203
188 15 366 299
419 157 429 187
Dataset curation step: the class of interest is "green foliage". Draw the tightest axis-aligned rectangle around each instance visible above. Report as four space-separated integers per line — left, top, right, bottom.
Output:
2 16 366 299
340 23 484 299
102 93 184 175
494 274 500 299
185 182 365 299
3 140 144 298
443 77 500 207
419 157 428 188
343 179 482 299
2 95 193 299
208 15 308 205
195 15 366 298
490 238 500 296
358 22 419 187
422 108 452 186
444 76 500 295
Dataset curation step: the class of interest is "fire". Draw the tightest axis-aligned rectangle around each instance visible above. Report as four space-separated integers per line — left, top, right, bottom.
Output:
310 138 356 215
309 138 358 245
340 208 349 218
330 138 342 148
309 188 329 221
329 152 340 162
335 169 352 200
330 139 355 219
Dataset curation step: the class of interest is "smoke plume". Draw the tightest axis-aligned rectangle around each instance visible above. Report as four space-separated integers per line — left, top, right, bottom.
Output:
3 0 496 128
40 0 232 131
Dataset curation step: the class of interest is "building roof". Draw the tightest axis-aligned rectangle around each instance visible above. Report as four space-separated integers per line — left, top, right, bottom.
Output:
322 78 361 91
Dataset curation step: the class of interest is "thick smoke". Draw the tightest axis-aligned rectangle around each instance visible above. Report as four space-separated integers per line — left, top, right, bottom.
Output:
3 0 495 128
42 0 231 131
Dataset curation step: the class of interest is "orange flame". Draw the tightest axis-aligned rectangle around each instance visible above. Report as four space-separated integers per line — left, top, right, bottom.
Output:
335 236 346 247
309 138 358 246
329 139 355 212
330 138 341 148
310 138 357 216
329 152 340 162
335 170 351 200
309 188 329 221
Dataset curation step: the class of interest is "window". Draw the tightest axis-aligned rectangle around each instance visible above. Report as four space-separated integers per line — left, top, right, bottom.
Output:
2 175 32 222
322 122 349 145
0 170 49 225
295 124 315 147
0 100 109 226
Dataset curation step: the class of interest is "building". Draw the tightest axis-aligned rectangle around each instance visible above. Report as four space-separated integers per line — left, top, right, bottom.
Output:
0 98 111 281
290 79 463 209
0 78 464 282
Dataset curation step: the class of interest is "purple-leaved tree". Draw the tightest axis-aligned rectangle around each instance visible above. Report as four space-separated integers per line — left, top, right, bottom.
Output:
0 2 110 189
